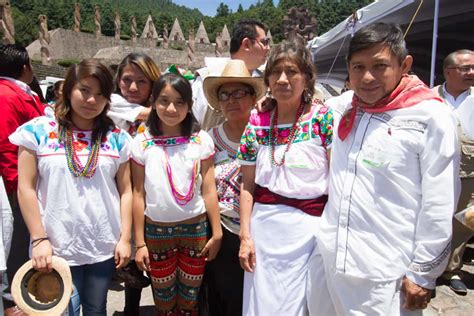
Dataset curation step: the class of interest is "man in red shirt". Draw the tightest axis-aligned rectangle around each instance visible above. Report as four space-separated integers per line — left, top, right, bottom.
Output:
0 44 44 314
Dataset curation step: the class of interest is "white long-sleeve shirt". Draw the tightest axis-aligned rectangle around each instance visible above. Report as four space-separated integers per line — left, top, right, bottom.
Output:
319 98 460 289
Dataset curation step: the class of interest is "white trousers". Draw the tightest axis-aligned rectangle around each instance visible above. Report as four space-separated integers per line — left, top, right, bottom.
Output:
308 256 422 316
243 203 321 316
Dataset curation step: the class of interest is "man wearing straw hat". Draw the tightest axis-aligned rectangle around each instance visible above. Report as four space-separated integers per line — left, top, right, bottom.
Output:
192 18 270 130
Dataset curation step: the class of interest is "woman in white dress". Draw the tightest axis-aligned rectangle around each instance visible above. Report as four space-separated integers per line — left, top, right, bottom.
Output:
237 40 334 315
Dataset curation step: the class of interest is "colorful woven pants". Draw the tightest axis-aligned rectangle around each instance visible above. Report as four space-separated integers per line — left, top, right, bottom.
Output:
145 214 208 316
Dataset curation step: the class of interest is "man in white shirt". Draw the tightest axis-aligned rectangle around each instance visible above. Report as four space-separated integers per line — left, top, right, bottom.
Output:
435 49 474 295
433 49 474 109
309 23 460 315
192 19 269 130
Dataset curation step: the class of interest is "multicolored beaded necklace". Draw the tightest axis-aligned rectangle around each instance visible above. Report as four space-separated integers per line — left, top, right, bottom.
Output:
269 102 306 166
61 128 101 178
163 146 200 206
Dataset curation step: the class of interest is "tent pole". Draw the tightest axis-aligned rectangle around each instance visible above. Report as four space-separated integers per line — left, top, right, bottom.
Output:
430 0 440 88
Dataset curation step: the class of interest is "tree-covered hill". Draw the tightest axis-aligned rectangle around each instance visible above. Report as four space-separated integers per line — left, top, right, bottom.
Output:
7 0 371 46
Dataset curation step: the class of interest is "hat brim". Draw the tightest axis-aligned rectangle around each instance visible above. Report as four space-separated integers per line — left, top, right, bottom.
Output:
203 76 266 111
12 256 73 316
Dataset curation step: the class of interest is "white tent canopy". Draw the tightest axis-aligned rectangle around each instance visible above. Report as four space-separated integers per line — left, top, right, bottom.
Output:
309 0 474 87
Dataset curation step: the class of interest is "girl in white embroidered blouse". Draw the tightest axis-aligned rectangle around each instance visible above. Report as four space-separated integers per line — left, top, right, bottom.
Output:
12 59 133 315
130 73 222 315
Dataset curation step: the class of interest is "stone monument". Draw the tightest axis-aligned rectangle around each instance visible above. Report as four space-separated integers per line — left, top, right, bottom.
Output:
0 0 15 44
141 15 158 39
187 29 195 66
267 30 274 46
38 14 51 65
196 20 210 44
94 5 101 38
162 23 169 49
73 2 80 32
169 18 184 42
215 32 223 57
131 16 137 44
221 24 230 48
282 7 318 41
114 11 120 40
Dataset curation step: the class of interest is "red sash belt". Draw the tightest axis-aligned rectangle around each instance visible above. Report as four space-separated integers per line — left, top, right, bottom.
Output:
254 185 327 217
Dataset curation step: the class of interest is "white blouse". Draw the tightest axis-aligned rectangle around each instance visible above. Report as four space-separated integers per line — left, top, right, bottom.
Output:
131 129 215 222
9 116 131 266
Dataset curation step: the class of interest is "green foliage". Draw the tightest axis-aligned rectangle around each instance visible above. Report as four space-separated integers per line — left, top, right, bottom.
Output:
57 59 80 68
9 0 373 47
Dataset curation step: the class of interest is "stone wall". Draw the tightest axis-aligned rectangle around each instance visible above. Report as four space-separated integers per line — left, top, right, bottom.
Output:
31 61 67 80
27 28 229 71
27 28 156 61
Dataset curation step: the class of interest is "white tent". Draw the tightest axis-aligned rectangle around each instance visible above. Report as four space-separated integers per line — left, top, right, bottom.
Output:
309 0 474 87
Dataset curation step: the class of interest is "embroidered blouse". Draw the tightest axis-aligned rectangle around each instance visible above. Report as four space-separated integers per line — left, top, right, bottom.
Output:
210 123 241 234
9 116 131 266
131 129 215 222
237 102 333 199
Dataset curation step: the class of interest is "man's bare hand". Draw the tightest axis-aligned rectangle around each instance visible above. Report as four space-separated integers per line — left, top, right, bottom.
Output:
401 277 432 310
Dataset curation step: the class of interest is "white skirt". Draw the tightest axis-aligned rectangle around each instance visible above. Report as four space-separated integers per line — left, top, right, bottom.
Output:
242 202 321 316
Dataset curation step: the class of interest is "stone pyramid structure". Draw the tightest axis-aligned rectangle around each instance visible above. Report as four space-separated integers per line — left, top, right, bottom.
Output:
267 30 274 46
221 24 230 47
169 17 185 42
141 15 158 39
195 20 210 44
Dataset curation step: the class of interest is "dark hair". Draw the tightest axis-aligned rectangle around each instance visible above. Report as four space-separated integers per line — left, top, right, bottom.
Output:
115 53 161 104
264 40 316 98
45 80 64 103
147 73 199 137
230 19 266 54
347 23 408 65
443 49 474 69
29 76 46 103
55 59 115 142
0 44 30 79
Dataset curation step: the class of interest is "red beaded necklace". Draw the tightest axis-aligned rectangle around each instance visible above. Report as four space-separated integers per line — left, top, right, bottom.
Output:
268 102 306 166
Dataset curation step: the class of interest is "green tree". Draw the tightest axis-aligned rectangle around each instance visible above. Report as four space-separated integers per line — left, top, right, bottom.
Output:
216 3 230 17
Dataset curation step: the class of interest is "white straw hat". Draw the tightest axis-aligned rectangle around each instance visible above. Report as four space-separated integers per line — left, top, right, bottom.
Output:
203 59 266 111
12 256 73 316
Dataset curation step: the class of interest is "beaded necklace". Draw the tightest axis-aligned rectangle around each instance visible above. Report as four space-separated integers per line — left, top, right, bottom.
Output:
163 146 200 206
269 102 306 166
62 128 101 178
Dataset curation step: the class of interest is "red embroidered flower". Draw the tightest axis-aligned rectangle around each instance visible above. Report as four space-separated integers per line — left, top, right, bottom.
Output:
313 124 320 135
74 140 88 151
101 136 108 143
239 145 247 154
319 106 328 114
112 128 120 133
77 132 86 139
255 129 268 138
302 124 309 133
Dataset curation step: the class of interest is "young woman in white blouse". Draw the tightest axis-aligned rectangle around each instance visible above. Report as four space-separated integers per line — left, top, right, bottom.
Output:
11 59 132 316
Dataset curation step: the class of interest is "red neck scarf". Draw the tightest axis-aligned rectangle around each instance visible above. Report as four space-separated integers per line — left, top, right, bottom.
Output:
338 75 442 140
